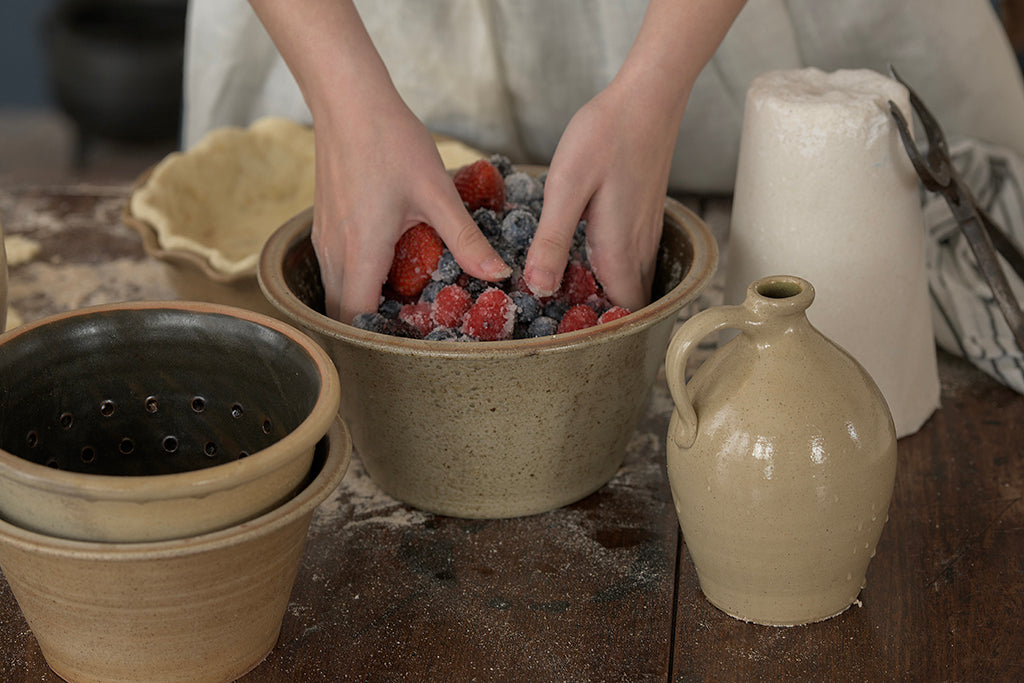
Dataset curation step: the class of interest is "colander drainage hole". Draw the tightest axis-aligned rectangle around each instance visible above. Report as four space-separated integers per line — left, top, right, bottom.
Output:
191 397 206 413
261 419 272 434
238 451 250 459
99 400 116 417
119 437 135 455
230 403 244 419
204 442 217 457
145 396 159 413
162 436 178 453
59 412 74 429
81 446 96 463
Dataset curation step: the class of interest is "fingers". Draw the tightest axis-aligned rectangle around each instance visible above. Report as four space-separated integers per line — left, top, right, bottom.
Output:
425 187 511 283
525 172 587 297
313 218 390 324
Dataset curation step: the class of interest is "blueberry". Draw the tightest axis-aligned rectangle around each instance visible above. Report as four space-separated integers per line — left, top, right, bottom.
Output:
473 208 502 240
527 315 559 337
504 171 543 207
352 312 385 331
488 153 515 178
432 250 462 284
544 300 570 320
378 299 403 319
501 208 538 253
510 291 542 324
571 220 588 259
419 280 445 303
424 326 461 341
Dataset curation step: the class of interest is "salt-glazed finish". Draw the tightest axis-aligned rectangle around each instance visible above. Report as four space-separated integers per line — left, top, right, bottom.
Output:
259 198 718 518
0 417 351 683
665 275 897 626
0 301 341 542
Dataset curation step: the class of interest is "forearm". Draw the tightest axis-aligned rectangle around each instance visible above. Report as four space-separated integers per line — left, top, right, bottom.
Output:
247 0 397 124
614 0 747 122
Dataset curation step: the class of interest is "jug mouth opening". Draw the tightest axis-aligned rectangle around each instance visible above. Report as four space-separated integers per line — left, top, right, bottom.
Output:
755 279 804 299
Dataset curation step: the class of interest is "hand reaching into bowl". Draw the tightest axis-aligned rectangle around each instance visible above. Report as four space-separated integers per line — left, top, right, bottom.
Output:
248 0 745 322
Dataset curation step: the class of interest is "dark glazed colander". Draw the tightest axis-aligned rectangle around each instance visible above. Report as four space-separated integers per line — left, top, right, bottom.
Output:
0 301 341 542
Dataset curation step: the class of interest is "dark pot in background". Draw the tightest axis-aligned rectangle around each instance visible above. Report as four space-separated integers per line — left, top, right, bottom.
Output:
42 0 187 148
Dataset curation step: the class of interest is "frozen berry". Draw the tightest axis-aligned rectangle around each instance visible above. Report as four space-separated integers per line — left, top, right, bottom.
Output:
387 222 445 298
488 153 515 178
424 327 462 341
454 160 505 212
378 299 403 319
472 208 503 241
501 208 537 253
503 171 544 207
559 261 598 306
432 284 473 328
510 291 542 324
398 302 435 337
419 280 445 303
599 306 631 324
462 288 516 341
557 304 599 333
380 317 423 339
527 315 559 338
352 312 385 331
432 250 462 284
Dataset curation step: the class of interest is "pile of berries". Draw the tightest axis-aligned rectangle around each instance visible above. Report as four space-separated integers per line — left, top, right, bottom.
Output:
352 156 630 341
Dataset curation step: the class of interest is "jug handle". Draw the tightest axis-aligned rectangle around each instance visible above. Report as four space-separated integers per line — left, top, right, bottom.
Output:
665 304 753 449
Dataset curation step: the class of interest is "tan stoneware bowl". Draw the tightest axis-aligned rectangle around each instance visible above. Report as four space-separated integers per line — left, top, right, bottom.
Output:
258 197 717 518
0 417 351 683
0 300 340 542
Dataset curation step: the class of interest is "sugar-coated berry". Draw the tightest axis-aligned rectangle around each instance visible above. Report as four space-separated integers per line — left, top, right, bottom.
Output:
378 299 403 319
432 284 473 328
488 153 515 178
503 171 544 207
559 261 598 306
544 300 570 321
462 288 516 341
599 306 631 324
352 312 385 331
527 316 559 338
472 208 502 241
557 304 600 333
501 208 538 253
419 280 445 304
432 250 462 284
424 326 461 341
398 302 435 337
510 291 542 324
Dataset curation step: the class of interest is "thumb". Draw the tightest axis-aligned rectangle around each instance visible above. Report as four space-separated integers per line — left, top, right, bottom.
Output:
426 192 511 283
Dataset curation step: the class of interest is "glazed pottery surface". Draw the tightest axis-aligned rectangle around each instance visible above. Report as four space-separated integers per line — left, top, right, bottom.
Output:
0 216 6 331
259 198 718 518
724 67 939 438
665 275 897 625
0 417 351 683
0 301 340 542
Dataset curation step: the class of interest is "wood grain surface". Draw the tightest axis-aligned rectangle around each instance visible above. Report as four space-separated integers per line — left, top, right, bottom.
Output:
0 185 1020 682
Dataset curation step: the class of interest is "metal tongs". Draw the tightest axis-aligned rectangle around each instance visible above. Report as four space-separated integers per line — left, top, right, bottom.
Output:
887 65 1024 354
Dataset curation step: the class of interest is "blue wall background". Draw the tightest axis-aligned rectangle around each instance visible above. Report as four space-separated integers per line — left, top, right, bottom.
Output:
0 0 61 106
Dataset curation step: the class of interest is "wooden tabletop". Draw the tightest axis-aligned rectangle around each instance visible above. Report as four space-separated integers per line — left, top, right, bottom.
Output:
0 183 1021 682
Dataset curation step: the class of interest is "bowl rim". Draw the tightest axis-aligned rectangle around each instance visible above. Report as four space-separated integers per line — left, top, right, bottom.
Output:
0 300 341 501
257 197 718 359
0 417 351 560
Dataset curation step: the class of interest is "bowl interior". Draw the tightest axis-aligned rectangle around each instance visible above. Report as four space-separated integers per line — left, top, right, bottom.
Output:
0 307 323 476
277 207 698 321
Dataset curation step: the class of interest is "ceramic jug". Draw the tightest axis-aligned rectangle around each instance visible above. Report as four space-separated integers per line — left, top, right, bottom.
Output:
665 275 897 626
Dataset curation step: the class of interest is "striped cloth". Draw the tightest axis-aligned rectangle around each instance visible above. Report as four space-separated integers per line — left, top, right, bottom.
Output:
925 137 1024 393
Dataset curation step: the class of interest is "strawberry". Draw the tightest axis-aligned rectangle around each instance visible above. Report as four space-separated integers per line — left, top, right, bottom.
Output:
431 284 473 328
598 306 631 324
453 160 505 212
387 223 445 298
558 261 598 305
462 288 515 341
557 304 599 333
398 302 435 337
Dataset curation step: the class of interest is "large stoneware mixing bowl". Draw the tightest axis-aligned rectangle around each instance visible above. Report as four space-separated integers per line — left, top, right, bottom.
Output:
0 301 340 542
0 418 351 683
259 198 717 518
